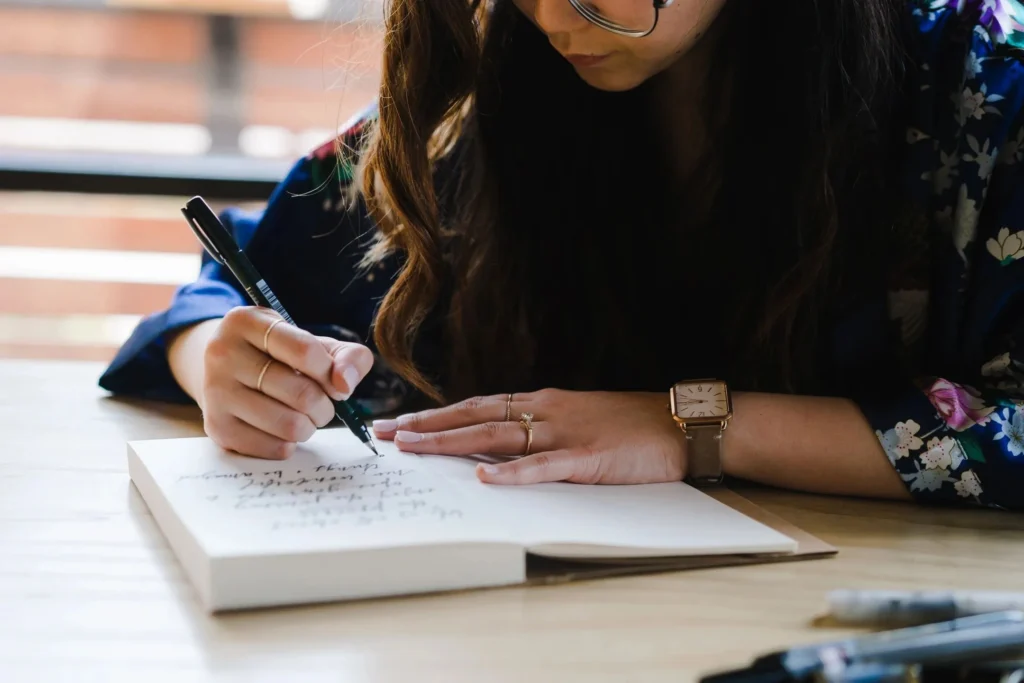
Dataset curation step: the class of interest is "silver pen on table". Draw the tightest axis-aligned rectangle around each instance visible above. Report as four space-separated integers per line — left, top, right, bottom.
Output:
828 590 1024 626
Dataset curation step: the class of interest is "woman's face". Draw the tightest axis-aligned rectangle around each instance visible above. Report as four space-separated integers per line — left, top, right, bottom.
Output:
513 0 727 91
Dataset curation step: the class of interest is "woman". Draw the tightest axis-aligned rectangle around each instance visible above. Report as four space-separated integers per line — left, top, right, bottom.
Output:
101 0 1024 509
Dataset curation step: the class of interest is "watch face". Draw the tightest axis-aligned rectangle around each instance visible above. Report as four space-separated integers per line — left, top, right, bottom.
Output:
673 381 730 419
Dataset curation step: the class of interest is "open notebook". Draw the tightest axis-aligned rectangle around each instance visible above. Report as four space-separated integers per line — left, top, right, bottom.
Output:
128 427 833 612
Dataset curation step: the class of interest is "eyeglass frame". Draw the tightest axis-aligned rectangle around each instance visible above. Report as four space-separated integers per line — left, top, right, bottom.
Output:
565 0 673 37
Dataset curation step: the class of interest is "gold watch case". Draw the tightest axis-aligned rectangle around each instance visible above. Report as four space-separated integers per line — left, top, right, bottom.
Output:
669 378 733 429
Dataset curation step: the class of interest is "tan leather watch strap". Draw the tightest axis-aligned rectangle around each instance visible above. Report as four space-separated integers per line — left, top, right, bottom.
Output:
682 423 724 486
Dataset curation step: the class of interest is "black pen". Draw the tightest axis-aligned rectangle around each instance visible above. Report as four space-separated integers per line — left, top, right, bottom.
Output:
180 195 378 456
814 662 1024 683
700 612 1024 683
812 660 1024 683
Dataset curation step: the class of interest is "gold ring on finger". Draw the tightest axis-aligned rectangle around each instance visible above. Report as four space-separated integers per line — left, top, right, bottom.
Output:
263 318 284 354
505 393 513 422
256 358 273 393
518 412 534 456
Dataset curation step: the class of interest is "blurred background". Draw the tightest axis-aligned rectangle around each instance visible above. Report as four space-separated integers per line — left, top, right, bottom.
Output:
0 0 383 362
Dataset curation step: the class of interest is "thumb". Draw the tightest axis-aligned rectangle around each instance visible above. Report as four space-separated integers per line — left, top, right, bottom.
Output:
318 337 374 399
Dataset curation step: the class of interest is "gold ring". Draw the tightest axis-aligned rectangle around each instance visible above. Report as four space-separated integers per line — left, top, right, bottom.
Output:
505 393 513 422
518 412 533 456
256 358 273 393
263 318 284 354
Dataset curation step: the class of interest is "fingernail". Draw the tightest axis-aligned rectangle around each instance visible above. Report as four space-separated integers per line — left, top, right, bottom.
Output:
373 419 398 432
479 464 499 475
395 430 422 443
343 366 360 394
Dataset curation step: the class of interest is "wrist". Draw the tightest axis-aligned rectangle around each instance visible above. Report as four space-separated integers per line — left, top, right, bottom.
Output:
167 318 221 407
713 391 914 499
720 390 751 480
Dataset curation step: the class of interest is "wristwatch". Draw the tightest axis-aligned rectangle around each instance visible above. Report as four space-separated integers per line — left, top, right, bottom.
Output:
669 378 733 486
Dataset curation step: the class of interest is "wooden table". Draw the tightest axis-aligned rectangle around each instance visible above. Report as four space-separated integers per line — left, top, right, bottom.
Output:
3 359 1024 683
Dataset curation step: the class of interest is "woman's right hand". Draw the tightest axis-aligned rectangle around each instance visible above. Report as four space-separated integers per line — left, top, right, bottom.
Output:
200 306 374 459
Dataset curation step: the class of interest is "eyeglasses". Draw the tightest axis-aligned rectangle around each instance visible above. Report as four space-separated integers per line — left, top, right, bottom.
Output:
565 0 673 37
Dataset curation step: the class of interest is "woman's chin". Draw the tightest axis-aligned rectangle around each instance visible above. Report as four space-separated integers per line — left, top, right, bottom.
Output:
573 65 647 92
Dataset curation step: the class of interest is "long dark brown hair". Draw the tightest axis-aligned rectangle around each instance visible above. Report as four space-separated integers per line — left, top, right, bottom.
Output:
358 0 910 405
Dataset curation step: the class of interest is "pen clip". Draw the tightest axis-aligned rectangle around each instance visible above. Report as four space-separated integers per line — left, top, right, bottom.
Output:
180 204 225 265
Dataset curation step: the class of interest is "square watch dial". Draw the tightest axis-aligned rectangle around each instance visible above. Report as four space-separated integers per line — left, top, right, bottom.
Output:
673 381 729 419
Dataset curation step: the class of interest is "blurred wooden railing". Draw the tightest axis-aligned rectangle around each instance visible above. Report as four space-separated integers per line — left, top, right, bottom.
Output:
0 1 382 361
0 4 381 132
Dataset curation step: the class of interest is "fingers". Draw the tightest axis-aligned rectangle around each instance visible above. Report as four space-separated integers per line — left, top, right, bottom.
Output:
222 305 376 400
391 420 549 456
227 307 341 400
475 449 602 485
373 394 517 438
203 306 378 460
204 413 297 461
222 336 336 429
250 359 336 428
386 417 594 485
230 386 318 444
320 336 374 399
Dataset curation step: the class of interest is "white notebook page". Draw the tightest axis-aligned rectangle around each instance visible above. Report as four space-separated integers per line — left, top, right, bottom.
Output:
418 447 798 558
134 431 509 558
132 427 796 560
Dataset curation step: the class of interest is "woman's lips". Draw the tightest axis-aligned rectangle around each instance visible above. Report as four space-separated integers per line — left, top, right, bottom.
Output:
563 53 610 67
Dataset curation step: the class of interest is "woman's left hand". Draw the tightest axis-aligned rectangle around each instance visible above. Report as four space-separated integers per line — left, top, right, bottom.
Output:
371 389 687 485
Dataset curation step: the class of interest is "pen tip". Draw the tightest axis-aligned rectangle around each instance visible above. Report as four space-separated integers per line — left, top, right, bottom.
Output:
368 441 379 456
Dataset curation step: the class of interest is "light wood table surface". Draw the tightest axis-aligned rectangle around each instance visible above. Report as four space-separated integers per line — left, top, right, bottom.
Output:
3 358 1024 683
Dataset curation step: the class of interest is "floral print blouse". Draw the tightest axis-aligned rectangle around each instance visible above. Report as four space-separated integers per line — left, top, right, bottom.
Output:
100 0 1024 510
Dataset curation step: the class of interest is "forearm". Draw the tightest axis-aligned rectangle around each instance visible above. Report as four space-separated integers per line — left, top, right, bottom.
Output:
166 318 222 409
722 392 911 500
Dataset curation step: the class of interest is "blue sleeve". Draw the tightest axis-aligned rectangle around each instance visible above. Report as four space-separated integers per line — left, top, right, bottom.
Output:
98 107 411 414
